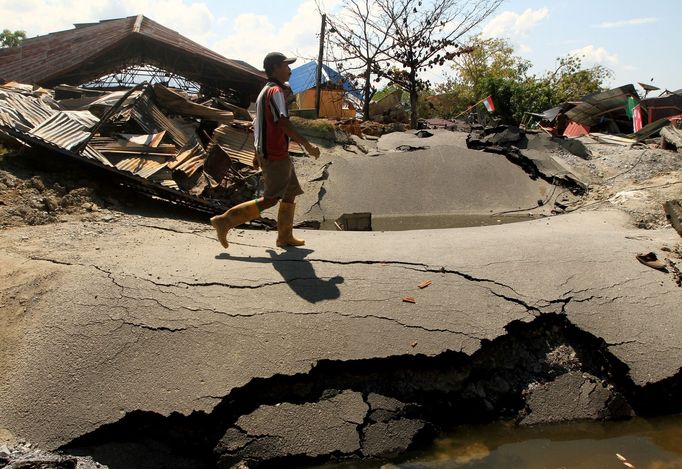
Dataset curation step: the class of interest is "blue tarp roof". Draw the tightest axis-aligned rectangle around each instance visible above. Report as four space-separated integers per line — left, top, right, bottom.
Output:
288 61 363 101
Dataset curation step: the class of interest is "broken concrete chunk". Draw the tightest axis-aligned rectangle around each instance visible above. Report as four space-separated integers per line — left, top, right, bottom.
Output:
216 390 367 465
361 418 426 458
366 393 406 413
520 372 633 426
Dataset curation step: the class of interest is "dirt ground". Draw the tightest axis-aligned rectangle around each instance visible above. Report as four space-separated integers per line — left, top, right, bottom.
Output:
542 138 682 229
0 143 208 229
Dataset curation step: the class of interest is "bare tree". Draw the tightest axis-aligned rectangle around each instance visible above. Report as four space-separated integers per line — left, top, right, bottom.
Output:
378 0 503 127
320 0 408 119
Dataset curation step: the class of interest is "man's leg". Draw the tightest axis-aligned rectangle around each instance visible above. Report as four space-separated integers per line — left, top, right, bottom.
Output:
210 197 279 249
276 195 304 247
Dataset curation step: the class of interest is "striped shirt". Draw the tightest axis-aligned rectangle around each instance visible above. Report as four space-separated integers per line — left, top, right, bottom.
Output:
253 82 289 161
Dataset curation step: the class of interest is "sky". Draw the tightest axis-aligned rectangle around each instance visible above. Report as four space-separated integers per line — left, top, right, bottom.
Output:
1 0 680 92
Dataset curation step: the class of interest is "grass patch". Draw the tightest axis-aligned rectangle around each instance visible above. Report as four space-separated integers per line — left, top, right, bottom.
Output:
290 116 336 141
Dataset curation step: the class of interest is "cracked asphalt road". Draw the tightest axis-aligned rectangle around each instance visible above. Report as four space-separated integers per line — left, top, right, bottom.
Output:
0 209 680 449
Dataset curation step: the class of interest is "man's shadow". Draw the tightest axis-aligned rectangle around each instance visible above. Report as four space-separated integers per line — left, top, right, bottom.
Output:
216 248 344 303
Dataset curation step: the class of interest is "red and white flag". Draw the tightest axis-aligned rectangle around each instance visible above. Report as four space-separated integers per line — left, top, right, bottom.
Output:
482 96 495 113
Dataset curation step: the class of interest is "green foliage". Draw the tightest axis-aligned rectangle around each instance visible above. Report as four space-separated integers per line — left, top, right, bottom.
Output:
544 54 613 103
427 35 613 124
0 29 26 48
372 85 406 103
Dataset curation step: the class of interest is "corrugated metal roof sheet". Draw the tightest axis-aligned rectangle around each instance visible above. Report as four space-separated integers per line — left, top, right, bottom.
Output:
0 90 57 130
564 85 638 126
28 110 99 150
210 124 255 167
115 155 167 179
132 93 190 147
82 144 114 167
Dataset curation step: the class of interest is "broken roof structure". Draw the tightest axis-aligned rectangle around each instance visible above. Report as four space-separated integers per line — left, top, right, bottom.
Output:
289 62 362 100
0 15 266 105
0 81 262 214
563 84 638 129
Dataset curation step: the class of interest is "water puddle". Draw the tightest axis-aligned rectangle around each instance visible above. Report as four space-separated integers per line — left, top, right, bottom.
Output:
320 213 540 231
320 414 682 468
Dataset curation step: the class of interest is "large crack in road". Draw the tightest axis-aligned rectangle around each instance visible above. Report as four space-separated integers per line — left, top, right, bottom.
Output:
1 211 681 468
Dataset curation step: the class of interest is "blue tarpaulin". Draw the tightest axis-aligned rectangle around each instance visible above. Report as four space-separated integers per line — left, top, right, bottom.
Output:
288 61 363 101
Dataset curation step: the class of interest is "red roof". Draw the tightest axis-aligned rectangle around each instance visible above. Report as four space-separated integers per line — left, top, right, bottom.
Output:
0 15 266 100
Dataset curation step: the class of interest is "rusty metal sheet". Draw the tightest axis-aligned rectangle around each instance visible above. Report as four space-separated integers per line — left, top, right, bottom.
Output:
0 90 57 130
210 124 255 167
28 111 99 150
115 155 168 179
133 93 191 147
82 144 114 167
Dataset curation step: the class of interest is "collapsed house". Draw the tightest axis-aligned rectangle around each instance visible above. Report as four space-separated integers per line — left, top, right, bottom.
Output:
0 16 270 214
523 84 682 148
288 61 361 119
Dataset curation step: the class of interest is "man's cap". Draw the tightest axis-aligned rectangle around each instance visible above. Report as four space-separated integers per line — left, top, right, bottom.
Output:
263 52 296 71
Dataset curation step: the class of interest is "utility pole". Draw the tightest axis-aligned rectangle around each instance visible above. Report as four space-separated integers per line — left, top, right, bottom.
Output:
315 13 327 118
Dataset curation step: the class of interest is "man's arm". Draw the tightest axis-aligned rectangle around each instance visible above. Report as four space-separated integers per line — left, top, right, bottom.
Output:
276 117 321 159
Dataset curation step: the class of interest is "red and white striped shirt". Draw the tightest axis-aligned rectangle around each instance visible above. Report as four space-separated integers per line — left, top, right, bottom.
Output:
253 82 289 161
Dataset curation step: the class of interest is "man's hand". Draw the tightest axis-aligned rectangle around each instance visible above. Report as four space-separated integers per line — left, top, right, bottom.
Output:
252 151 260 169
305 144 321 160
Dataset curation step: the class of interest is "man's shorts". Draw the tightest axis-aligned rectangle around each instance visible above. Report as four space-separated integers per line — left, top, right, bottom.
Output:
258 155 304 200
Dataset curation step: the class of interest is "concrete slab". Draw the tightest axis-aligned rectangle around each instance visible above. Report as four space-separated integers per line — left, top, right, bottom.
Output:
0 210 681 450
317 146 556 218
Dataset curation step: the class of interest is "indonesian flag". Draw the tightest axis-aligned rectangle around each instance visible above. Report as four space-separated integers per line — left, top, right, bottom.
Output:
482 95 495 113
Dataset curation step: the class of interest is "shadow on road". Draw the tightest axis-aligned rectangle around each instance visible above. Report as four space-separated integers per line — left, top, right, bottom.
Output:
215 248 344 303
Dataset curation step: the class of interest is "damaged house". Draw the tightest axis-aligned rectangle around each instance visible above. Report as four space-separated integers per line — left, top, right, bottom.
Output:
0 15 267 214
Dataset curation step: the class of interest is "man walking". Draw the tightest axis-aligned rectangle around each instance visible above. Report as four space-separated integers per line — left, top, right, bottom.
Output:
210 52 320 249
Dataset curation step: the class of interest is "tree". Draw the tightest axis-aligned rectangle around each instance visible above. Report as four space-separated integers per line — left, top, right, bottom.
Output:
451 34 530 94
378 0 503 127
0 29 26 48
322 0 408 119
544 54 612 103
437 37 613 124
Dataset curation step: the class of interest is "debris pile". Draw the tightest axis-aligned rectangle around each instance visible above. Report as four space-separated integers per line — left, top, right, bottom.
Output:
466 124 588 194
0 81 261 214
523 84 682 147
0 440 106 469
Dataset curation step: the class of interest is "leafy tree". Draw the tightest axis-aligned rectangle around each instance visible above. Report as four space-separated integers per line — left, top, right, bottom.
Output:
436 38 613 124
322 0 408 119
452 34 530 94
544 54 613 103
0 29 25 48
378 0 503 127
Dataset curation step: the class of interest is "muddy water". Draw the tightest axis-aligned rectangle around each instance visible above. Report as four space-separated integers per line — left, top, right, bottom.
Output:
320 213 541 231
321 414 682 468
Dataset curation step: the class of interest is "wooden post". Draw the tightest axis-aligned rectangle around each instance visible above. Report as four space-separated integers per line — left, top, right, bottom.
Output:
315 13 327 118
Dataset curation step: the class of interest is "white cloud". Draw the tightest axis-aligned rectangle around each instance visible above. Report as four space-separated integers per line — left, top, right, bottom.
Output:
482 7 550 39
213 0 336 70
593 17 657 29
569 45 619 66
0 0 217 49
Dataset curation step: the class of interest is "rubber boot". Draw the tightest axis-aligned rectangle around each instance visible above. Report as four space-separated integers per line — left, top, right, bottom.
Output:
210 200 261 248
276 202 305 247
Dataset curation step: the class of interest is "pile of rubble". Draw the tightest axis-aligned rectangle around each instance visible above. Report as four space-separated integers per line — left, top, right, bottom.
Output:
522 84 682 150
0 440 105 469
0 81 262 214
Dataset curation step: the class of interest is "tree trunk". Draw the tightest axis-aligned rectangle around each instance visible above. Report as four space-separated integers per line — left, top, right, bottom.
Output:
362 64 372 121
409 68 418 129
